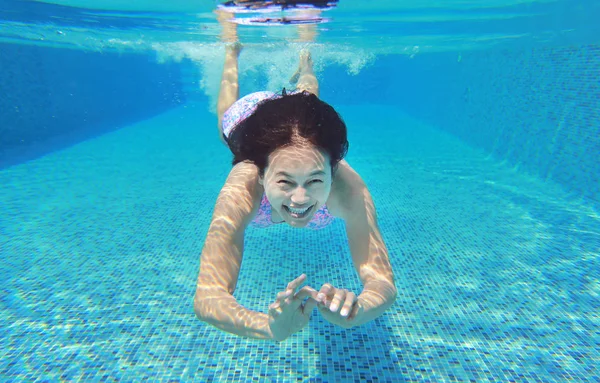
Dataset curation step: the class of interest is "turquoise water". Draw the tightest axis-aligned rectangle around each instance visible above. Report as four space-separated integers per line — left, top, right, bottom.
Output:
1 1 599 382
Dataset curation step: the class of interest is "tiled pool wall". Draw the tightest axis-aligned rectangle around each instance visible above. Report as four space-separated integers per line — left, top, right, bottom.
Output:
377 45 600 204
235 44 599 203
0 43 185 168
65 41 599 209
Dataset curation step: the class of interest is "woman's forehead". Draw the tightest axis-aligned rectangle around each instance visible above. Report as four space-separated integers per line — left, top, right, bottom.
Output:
271 144 328 161
266 145 331 175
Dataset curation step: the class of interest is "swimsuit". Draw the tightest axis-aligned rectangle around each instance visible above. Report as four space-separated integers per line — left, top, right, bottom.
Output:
223 91 336 230
250 193 336 230
222 91 281 140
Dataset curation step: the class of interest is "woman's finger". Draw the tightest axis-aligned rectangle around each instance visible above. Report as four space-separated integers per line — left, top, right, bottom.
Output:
347 300 361 320
286 274 307 292
286 286 317 310
276 289 292 301
316 283 333 303
339 291 357 317
294 286 318 300
329 289 347 313
302 295 318 316
268 303 281 317
281 292 295 308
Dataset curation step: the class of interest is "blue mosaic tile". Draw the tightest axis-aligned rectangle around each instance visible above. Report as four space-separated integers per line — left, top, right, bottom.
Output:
1 70 599 383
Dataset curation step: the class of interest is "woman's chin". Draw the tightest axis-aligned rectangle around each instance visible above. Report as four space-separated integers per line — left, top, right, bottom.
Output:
286 219 309 228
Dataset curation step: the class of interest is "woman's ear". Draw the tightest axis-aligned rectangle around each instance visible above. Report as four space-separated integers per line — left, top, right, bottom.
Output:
331 164 338 180
258 167 267 185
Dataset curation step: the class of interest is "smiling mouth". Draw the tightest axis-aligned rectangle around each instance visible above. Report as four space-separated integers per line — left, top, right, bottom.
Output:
284 204 314 219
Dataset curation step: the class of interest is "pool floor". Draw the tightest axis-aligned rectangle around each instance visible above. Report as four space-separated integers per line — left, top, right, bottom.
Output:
1 104 598 382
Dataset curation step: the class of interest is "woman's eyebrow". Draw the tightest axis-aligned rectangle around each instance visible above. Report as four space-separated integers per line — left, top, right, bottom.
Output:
275 170 326 177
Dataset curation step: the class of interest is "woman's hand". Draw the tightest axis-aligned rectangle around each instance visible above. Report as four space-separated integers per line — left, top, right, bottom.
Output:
268 274 319 341
315 283 363 329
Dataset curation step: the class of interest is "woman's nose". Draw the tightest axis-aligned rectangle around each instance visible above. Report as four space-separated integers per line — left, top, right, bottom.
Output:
290 187 310 205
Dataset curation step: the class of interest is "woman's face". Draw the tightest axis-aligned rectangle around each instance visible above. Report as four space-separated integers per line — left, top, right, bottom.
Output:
259 144 333 228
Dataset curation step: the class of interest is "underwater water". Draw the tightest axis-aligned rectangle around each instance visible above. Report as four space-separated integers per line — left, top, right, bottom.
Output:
1 0 599 382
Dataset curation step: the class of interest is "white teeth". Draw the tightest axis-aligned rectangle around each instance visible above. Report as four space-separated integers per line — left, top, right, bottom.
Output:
289 206 309 214
286 205 313 217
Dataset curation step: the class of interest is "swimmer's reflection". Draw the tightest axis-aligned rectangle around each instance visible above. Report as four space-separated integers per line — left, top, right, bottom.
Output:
219 0 339 11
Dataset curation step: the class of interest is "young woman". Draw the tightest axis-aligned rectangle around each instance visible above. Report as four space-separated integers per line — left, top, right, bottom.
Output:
194 10 396 342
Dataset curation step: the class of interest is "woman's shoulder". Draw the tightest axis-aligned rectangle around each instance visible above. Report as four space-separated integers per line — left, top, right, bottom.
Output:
225 161 261 186
326 160 367 218
225 161 264 201
215 161 264 225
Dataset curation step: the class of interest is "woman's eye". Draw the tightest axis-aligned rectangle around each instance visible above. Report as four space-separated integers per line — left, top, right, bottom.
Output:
277 179 322 185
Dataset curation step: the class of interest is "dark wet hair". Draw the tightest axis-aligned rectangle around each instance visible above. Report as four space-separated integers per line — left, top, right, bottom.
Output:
226 91 349 177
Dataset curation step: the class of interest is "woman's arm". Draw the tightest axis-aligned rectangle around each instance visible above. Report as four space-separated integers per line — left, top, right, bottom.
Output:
333 161 398 326
193 162 274 340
